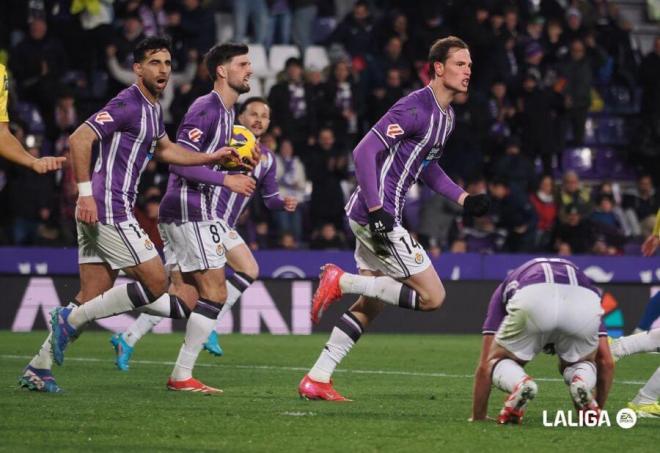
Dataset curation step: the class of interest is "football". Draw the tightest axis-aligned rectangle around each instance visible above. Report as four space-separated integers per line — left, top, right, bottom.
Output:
224 125 256 169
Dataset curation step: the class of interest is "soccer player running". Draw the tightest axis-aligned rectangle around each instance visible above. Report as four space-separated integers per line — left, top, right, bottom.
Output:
111 96 298 370
299 36 490 401
19 37 251 393
471 258 615 424
0 62 65 173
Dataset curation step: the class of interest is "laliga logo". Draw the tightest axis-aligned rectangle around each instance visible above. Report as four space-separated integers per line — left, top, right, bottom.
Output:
542 409 637 428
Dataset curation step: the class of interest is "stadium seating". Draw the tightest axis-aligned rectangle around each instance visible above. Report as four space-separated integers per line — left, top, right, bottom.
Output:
268 44 300 74
303 46 330 70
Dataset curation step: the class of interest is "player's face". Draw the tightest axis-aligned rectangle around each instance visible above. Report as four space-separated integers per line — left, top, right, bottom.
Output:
225 54 252 94
239 102 270 138
439 48 472 94
135 49 172 97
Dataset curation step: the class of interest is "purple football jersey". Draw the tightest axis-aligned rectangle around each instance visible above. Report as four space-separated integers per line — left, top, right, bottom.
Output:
159 90 235 223
86 85 166 224
482 258 605 335
346 86 455 225
215 143 279 227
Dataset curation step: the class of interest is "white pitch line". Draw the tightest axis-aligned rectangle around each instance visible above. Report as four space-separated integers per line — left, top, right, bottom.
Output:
0 354 648 385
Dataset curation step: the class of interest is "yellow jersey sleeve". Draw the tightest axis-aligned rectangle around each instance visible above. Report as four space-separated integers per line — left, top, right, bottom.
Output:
653 209 660 238
0 63 8 122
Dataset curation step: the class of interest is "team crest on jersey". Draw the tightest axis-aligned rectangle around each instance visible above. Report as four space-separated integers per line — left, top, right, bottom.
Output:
94 111 114 125
216 244 225 256
414 253 424 264
188 128 203 143
385 123 404 139
144 239 154 250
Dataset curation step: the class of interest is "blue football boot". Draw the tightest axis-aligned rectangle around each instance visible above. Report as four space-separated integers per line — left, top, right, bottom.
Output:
110 333 134 371
50 306 78 366
18 365 62 393
203 330 224 357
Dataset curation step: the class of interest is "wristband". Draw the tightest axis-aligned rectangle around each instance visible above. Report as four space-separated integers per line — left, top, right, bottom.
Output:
78 182 93 197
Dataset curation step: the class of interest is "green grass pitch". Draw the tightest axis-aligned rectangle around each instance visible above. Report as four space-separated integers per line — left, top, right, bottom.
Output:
0 331 657 452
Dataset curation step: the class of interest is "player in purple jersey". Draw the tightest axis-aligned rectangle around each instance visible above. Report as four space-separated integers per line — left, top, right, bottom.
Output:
18 37 243 393
111 97 298 372
471 258 615 424
298 37 490 401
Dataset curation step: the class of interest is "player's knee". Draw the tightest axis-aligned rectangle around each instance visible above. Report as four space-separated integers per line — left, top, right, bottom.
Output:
417 285 446 311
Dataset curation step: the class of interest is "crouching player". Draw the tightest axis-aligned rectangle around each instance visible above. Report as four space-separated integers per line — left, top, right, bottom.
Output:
110 97 298 370
471 257 614 424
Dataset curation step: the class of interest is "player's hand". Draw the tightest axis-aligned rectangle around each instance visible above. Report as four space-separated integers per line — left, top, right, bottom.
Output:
224 174 256 197
368 208 394 236
463 194 491 217
641 234 659 256
210 146 240 167
31 156 67 174
76 196 98 224
283 196 298 212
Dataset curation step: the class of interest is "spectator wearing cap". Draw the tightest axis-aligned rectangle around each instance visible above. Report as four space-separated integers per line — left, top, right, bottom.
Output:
522 41 546 81
558 38 592 146
268 57 318 152
514 67 562 175
556 203 594 254
564 7 587 43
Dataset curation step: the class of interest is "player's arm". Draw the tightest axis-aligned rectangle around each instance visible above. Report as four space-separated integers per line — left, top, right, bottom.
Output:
69 123 99 223
0 123 66 173
169 164 255 197
595 335 614 408
420 163 490 217
155 134 240 167
471 334 495 421
260 153 296 212
641 209 660 256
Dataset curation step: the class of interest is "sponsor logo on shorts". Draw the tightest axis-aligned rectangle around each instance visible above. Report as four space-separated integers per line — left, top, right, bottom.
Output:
144 239 154 250
414 253 424 264
94 111 114 125
385 123 404 139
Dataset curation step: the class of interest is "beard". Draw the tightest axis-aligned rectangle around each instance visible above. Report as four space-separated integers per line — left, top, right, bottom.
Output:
143 77 165 98
229 78 250 94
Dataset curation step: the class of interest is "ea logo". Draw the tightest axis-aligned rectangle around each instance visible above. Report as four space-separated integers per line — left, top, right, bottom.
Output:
615 408 637 429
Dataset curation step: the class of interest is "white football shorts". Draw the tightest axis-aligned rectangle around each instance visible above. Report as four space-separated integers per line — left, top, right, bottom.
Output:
159 220 227 273
495 282 603 362
77 219 159 270
349 219 431 279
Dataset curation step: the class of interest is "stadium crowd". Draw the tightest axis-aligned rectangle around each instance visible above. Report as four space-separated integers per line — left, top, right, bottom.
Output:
0 0 658 255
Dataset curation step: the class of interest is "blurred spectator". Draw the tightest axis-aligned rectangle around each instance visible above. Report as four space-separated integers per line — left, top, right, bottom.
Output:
317 60 360 143
170 58 212 127
488 178 537 252
557 170 593 222
558 39 592 145
492 136 535 200
327 1 375 58
376 11 414 58
515 69 561 174
411 5 451 62
9 14 68 131
541 18 568 67
593 180 633 237
135 194 164 250
369 35 415 90
179 0 216 55
310 223 347 249
486 79 514 154
274 138 306 241
265 0 292 48
291 0 318 51
366 68 404 125
563 8 587 43
490 35 521 91
418 176 464 250
110 12 145 69
308 127 347 230
279 231 298 249
556 204 594 254
462 214 506 254
529 174 558 251
139 0 168 38
268 57 317 152
233 0 268 45
623 174 659 237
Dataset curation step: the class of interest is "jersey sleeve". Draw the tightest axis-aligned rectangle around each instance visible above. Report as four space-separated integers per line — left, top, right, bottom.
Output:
260 150 280 199
176 106 212 152
370 95 424 148
156 104 166 139
84 97 133 140
0 65 9 122
482 283 506 335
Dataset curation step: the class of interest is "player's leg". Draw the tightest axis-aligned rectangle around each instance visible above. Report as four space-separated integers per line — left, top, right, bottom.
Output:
610 328 660 361
300 270 384 401
168 267 226 394
555 284 603 412
20 262 117 392
636 292 660 332
312 222 441 323
628 366 660 418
